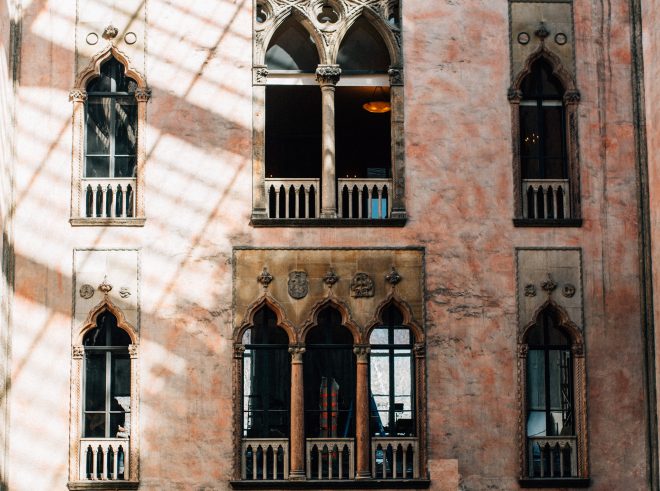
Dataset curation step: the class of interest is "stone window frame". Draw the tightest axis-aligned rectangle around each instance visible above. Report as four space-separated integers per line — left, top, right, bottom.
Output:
250 1 406 227
517 300 589 488
68 298 140 490
69 46 150 227
231 293 428 488
509 47 582 227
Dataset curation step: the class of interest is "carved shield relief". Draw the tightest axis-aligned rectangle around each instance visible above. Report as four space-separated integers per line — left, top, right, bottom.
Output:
288 271 308 299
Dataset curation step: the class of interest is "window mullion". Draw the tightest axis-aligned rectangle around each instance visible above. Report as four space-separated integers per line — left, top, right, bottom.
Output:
105 351 112 438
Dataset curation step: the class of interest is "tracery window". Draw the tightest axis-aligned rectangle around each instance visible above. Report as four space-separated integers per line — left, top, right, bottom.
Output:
70 48 150 226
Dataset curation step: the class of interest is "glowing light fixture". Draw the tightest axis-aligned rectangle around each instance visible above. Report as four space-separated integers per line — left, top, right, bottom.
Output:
362 86 391 113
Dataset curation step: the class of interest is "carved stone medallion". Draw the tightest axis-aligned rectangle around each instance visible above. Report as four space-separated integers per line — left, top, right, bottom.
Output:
524 284 536 297
288 271 308 299
119 287 131 298
350 272 374 298
79 284 95 299
562 284 576 298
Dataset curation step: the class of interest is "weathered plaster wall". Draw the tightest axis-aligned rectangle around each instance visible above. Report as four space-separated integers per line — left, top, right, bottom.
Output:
4 1 651 490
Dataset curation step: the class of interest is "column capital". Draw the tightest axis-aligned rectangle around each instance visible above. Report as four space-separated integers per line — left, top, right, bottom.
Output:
289 345 306 362
354 345 370 363
72 344 85 359
135 87 152 102
69 89 87 102
128 344 139 359
233 343 246 359
413 343 425 359
315 64 341 86
253 65 268 85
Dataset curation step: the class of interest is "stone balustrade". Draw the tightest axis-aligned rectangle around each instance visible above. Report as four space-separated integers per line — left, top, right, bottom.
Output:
306 438 354 480
266 178 320 219
241 438 289 480
528 436 577 478
371 437 419 479
522 179 569 220
338 178 392 219
82 178 136 218
80 438 129 481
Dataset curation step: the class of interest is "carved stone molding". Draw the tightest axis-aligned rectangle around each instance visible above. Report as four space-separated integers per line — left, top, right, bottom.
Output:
350 272 374 298
353 345 370 362
288 271 309 299
253 65 268 85
128 344 139 359
323 269 339 287
385 266 401 285
69 89 87 102
257 267 274 288
289 345 306 363
119 287 131 298
572 342 585 358
315 64 341 85
72 345 85 359
134 88 152 102
102 25 119 40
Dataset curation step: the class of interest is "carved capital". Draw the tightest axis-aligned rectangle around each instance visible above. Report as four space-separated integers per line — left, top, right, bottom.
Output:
388 68 403 86
572 342 584 358
564 90 581 104
353 345 370 362
72 344 85 359
69 89 88 102
253 65 268 85
413 343 425 358
135 88 152 102
128 344 139 359
518 343 529 358
507 88 523 102
233 343 246 359
289 345 306 362
315 65 341 86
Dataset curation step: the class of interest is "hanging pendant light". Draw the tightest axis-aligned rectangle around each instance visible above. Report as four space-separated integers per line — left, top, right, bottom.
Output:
362 86 391 113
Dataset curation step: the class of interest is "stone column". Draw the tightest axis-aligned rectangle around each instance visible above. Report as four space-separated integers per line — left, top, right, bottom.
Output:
413 342 427 479
128 344 140 480
69 89 87 219
252 66 269 219
69 345 85 481
507 88 523 218
315 65 341 219
289 345 306 479
354 345 371 479
388 68 407 219
134 88 151 219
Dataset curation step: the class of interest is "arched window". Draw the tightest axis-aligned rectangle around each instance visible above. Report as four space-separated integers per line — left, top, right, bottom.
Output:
81 311 132 480
522 306 583 481
369 305 414 437
242 307 291 439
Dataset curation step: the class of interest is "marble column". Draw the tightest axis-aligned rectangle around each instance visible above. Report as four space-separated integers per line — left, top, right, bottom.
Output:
315 65 341 219
354 345 371 479
289 345 306 479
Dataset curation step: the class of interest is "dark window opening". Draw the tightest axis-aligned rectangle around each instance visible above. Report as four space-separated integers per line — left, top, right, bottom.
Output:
369 305 414 437
85 57 138 179
520 59 567 180
337 17 390 73
242 307 291 438
304 307 356 438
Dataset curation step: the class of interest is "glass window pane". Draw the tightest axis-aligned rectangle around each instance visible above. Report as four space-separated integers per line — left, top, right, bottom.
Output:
542 106 564 160
84 413 106 437
85 352 106 411
520 105 539 159
86 99 111 155
527 350 545 410
114 99 137 156
114 156 137 178
85 156 110 178
394 355 412 397
527 410 546 437
370 328 388 345
337 17 390 72
393 329 410 344
265 18 319 71
110 412 130 438
370 355 390 396
111 354 130 411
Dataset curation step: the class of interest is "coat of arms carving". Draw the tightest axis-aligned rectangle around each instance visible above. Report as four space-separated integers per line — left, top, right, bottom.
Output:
288 271 308 299
350 272 374 298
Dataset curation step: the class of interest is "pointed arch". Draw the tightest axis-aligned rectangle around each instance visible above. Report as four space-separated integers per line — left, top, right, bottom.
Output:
257 7 326 67
73 45 147 90
520 298 583 347
234 293 296 344
512 46 576 94
77 297 137 344
366 293 423 343
300 295 360 344
332 9 401 68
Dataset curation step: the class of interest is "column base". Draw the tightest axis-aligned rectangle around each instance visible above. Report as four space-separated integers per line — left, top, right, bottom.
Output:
355 470 372 480
288 470 307 481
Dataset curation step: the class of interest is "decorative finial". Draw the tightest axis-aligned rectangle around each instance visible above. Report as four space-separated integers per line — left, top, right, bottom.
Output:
534 22 550 40
99 276 113 295
323 269 339 287
541 273 557 293
385 266 402 285
103 25 119 40
257 267 273 288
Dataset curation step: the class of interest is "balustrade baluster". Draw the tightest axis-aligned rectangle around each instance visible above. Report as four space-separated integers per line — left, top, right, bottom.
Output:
295 187 300 218
358 188 363 218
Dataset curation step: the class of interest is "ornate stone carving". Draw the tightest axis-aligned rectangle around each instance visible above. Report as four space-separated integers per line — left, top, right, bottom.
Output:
554 32 567 45
507 88 523 102
323 269 339 287
388 68 403 86
79 284 95 299
233 343 246 359
413 343 425 358
518 344 529 358
288 271 309 299
253 66 268 85
350 272 374 298
562 283 576 298
315 65 341 85
517 32 530 45
541 273 557 293
72 344 85 359
257 267 273 288
564 90 581 104
572 342 585 357
102 25 119 40
119 287 131 298
128 344 139 358
124 32 137 45
524 284 536 297
69 89 87 102
385 266 401 285
353 346 370 362
534 22 550 40
135 88 151 102
288 345 306 362
99 277 113 295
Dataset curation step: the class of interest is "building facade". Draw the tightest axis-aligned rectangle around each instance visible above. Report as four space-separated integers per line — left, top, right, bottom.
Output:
0 0 659 490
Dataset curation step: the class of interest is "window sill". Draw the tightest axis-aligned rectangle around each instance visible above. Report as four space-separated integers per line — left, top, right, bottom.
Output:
513 218 582 228
67 481 140 490
519 477 590 488
70 218 146 227
230 479 430 489
250 218 407 228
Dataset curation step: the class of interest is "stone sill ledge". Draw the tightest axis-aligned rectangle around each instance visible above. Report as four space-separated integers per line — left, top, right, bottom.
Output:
70 218 146 227
519 477 590 488
250 218 407 228
513 218 583 228
230 479 430 489
67 481 140 490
